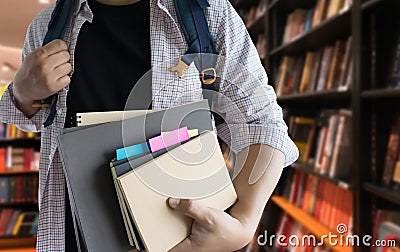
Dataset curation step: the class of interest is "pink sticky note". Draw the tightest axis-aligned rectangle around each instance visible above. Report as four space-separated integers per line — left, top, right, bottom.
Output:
149 127 190 152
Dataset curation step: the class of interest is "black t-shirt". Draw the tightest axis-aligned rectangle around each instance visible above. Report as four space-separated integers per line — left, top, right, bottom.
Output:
65 0 151 127
64 0 150 249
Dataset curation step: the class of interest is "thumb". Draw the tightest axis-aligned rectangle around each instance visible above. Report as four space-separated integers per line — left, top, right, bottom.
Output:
168 198 216 229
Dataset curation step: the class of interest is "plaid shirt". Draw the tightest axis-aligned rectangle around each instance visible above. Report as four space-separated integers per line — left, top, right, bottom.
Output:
0 0 298 250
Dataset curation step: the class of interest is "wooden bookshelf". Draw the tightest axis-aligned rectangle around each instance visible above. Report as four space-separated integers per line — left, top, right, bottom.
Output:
291 163 351 190
363 182 400 206
0 202 38 208
233 0 260 9
0 138 40 146
0 237 36 251
0 171 38 176
271 196 352 252
0 124 40 250
277 89 351 105
361 88 400 99
362 0 385 10
269 9 351 56
268 0 315 11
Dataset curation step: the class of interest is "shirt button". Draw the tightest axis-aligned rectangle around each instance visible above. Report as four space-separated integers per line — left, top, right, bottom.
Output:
57 109 63 116
48 155 52 160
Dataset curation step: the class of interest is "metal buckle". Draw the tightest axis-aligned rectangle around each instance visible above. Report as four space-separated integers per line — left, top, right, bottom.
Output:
170 58 190 79
201 68 216 85
32 101 51 108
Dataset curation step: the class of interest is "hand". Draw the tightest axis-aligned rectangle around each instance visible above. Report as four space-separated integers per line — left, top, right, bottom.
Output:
168 198 253 252
13 39 71 105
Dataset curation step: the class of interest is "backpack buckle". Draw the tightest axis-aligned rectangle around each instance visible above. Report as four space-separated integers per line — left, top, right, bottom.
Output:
170 58 190 79
32 100 51 108
201 68 216 85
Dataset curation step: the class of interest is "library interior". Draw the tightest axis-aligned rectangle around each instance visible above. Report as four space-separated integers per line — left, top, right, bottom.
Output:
0 0 399 251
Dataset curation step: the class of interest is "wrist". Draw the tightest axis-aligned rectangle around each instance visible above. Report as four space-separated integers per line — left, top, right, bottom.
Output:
11 82 40 118
12 81 34 107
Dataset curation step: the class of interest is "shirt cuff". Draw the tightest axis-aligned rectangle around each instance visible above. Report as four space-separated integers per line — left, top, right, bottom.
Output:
217 122 299 167
0 83 44 132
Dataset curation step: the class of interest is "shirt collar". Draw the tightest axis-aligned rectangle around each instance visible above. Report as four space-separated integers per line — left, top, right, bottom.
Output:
74 0 88 15
73 0 162 19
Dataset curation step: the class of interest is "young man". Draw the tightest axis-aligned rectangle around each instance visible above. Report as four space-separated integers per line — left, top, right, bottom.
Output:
0 0 298 251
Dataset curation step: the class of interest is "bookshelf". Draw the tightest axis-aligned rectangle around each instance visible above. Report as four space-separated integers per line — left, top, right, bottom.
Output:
0 237 36 251
0 122 39 250
291 163 351 190
363 183 400 206
277 89 351 105
271 196 352 252
232 0 400 251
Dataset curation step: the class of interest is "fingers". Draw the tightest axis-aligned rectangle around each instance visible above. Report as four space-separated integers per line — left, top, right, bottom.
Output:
168 198 216 229
56 75 71 87
54 62 72 78
39 39 68 57
47 50 70 69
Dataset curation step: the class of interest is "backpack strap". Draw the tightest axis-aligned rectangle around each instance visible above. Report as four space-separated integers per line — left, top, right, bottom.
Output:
171 0 219 90
34 0 74 127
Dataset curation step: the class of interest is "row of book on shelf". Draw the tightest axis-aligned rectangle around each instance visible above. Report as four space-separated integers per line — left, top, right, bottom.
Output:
0 147 40 173
0 123 37 139
0 209 38 238
0 176 38 204
271 169 352 252
381 115 400 191
276 37 352 97
271 170 400 252
274 215 330 252
282 0 352 45
236 0 266 29
287 109 352 182
282 169 353 233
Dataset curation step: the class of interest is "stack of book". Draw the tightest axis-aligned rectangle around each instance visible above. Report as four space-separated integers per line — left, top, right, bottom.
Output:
0 147 40 172
288 110 352 181
0 176 39 203
58 100 237 251
276 37 352 97
0 209 38 238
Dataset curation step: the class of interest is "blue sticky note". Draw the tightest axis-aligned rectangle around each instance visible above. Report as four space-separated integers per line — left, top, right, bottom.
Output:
116 142 150 161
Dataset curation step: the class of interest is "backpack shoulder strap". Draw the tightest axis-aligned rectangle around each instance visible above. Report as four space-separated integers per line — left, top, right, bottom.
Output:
173 0 219 89
37 0 74 127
